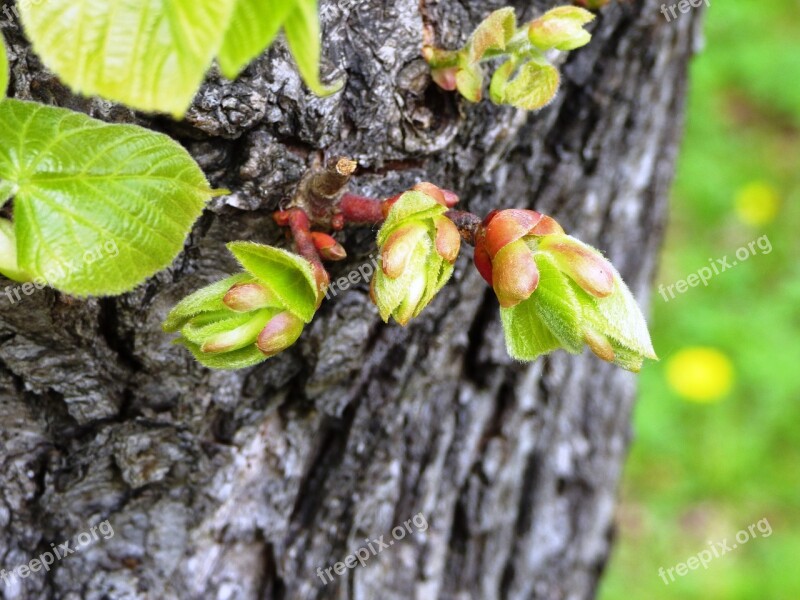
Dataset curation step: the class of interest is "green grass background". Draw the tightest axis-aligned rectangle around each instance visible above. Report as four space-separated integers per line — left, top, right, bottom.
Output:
599 1 800 598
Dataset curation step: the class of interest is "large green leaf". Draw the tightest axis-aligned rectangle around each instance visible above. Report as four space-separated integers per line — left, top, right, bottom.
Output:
284 0 344 96
0 33 8 98
227 242 318 322
218 0 297 79
18 0 237 117
0 100 213 296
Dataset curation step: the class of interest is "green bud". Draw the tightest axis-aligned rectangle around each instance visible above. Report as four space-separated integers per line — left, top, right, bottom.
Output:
164 243 320 369
371 190 461 325
476 210 655 372
200 310 273 354
223 282 275 312
256 311 305 357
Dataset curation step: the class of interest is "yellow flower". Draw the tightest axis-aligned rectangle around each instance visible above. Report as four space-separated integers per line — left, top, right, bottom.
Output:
666 347 734 402
734 181 779 226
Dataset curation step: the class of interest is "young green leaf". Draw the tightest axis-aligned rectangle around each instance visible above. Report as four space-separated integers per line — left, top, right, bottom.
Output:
469 7 517 63
528 6 595 51
0 100 214 296
455 63 484 103
489 57 517 105
0 33 8 98
529 253 584 352
500 297 563 361
227 242 319 322
284 0 344 96
176 338 272 370
499 61 560 111
218 0 297 79
18 0 237 117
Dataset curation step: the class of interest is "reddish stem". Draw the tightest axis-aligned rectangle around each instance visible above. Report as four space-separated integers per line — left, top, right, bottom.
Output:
445 210 482 246
274 208 330 294
339 193 388 225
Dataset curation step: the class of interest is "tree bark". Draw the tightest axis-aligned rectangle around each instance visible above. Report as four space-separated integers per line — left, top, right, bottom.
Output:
0 0 701 598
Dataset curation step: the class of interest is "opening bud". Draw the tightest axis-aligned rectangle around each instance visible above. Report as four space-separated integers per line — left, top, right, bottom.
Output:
256 311 305 357
492 239 540 308
201 310 272 354
433 216 461 263
381 222 429 279
223 282 274 312
539 235 614 298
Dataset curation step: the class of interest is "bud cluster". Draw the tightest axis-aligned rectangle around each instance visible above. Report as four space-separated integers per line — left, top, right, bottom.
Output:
165 181 656 374
474 210 657 372
163 242 322 369
423 6 596 110
371 184 461 325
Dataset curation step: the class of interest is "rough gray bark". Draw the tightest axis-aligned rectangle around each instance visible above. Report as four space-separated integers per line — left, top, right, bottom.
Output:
0 0 701 598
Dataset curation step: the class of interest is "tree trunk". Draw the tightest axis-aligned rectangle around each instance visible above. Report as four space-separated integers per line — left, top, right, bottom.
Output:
0 0 701 598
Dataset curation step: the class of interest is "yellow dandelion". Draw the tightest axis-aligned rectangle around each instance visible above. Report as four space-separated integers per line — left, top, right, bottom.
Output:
734 181 780 226
666 347 734 403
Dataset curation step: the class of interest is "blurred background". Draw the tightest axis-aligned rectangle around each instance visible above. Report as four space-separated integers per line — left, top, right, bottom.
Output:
600 1 800 598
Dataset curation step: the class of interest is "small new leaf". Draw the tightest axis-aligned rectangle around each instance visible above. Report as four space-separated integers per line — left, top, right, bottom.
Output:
500 61 560 111
489 58 517 105
227 242 319 322
528 6 595 51
500 297 562 361
469 7 517 63
455 63 484 103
